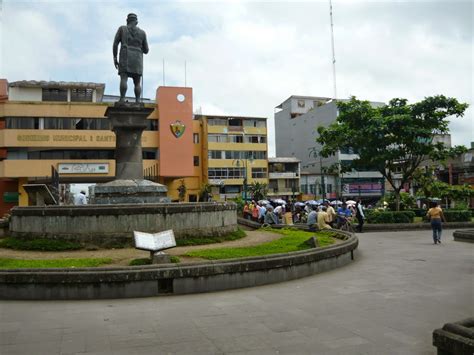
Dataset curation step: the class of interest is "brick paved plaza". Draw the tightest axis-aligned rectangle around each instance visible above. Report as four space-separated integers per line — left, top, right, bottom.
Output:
1 229 472 354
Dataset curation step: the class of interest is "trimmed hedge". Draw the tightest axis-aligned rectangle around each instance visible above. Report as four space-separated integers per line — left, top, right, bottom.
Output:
0 238 82 251
442 210 471 222
408 208 428 217
366 211 415 224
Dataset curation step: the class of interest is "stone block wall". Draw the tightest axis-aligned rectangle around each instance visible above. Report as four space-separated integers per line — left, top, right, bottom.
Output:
9 202 237 247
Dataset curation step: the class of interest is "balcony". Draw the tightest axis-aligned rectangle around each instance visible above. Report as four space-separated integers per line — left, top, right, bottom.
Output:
269 172 299 179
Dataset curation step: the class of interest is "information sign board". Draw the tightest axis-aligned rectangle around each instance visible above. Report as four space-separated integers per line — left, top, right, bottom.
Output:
133 230 176 252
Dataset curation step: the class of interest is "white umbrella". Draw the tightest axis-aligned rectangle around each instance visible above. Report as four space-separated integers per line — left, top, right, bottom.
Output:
330 200 343 205
295 202 306 207
346 200 357 205
258 200 270 205
272 199 287 205
306 200 319 205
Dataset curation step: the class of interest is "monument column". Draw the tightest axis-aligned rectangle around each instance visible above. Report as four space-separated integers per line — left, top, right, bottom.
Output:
106 103 153 180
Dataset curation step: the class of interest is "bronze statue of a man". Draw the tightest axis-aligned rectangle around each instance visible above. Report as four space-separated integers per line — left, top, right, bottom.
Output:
113 13 149 103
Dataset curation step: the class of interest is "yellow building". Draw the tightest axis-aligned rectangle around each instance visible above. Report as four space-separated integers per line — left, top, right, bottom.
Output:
0 79 268 214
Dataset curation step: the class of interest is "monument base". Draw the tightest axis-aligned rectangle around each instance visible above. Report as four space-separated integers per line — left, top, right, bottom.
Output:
92 179 169 204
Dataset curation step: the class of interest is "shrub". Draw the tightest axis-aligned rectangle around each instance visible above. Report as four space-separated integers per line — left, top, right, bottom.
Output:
0 238 82 251
408 208 428 217
442 210 471 222
366 211 415 224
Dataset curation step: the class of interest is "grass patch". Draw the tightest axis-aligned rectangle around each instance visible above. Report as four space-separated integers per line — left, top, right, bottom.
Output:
0 258 113 269
176 228 246 246
129 256 180 266
0 238 82 251
184 227 336 260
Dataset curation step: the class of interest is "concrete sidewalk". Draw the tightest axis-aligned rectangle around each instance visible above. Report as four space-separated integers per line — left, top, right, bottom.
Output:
1 229 472 354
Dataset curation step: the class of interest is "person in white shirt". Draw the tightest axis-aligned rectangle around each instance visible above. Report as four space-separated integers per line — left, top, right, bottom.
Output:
355 198 365 232
74 190 87 205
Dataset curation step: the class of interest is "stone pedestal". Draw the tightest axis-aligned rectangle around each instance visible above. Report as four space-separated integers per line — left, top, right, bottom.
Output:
106 102 153 180
151 251 172 264
92 179 169 204
92 102 168 204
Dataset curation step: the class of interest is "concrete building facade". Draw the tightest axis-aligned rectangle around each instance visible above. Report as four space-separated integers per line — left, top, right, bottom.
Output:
267 157 300 200
0 79 268 214
274 95 385 201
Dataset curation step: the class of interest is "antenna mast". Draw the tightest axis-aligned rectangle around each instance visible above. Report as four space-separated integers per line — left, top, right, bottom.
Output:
329 0 337 99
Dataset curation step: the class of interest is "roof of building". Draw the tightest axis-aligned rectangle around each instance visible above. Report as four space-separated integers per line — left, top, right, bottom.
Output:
194 114 267 120
268 157 301 163
9 80 105 90
102 94 155 103
275 95 332 109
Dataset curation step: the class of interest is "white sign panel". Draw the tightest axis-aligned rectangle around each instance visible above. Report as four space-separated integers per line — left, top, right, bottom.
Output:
58 163 109 174
133 230 176 252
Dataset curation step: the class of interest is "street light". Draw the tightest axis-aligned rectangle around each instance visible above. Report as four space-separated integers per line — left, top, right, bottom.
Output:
308 147 326 200
233 153 254 202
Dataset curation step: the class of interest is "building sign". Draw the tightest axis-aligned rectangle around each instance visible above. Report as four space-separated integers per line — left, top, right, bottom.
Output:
342 182 383 195
170 120 186 138
58 163 109 174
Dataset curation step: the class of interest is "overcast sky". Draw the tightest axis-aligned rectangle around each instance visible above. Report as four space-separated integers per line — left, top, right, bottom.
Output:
1 0 472 156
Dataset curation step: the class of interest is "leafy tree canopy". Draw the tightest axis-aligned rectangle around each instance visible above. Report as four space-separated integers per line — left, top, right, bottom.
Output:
317 95 468 209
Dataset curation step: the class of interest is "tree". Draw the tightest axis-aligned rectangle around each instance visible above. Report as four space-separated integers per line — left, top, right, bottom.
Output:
177 179 187 202
248 182 268 201
317 96 468 210
199 183 212 202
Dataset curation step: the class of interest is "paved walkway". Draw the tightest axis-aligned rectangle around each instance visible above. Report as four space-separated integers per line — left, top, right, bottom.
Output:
1 229 472 354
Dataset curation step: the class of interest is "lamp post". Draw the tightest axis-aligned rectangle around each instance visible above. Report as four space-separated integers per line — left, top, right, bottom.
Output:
233 154 253 202
308 147 326 201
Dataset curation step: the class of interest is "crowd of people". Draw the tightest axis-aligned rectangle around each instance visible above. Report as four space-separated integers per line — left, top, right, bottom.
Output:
242 198 366 232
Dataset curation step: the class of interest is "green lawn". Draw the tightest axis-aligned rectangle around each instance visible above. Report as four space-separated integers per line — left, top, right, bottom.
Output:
0 258 113 269
176 228 246 246
184 228 337 260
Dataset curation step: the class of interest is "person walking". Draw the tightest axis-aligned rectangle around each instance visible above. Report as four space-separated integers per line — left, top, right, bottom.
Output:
307 205 318 232
355 199 365 232
74 190 87 205
426 201 446 244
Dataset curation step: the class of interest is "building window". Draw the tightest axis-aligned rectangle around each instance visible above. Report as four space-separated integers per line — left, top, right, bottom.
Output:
208 118 227 126
309 184 316 194
70 88 93 102
208 167 245 179
193 156 199 166
245 135 267 144
208 134 227 143
301 184 308 194
6 117 39 129
251 168 267 178
327 184 332 193
42 88 68 102
26 149 115 160
228 135 243 143
193 133 199 144
285 179 297 189
146 119 158 131
243 119 266 128
297 100 305 108
208 150 222 159
143 149 157 159
269 180 278 192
